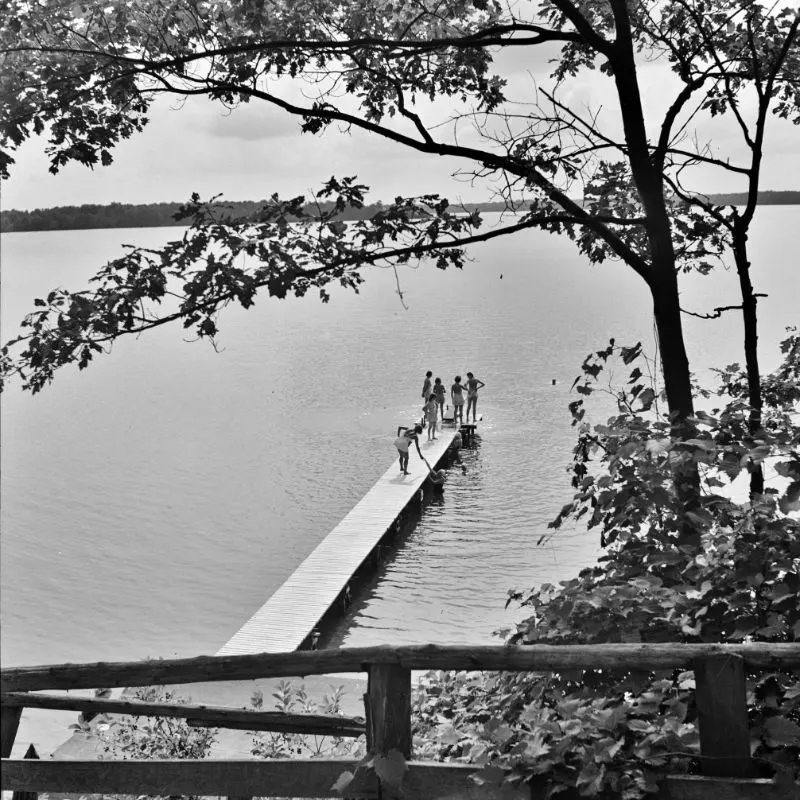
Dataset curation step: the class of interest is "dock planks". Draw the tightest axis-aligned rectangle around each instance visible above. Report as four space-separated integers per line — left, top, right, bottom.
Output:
217 428 459 656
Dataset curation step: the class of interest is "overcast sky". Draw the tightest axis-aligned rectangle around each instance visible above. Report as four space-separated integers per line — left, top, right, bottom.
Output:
3 44 798 212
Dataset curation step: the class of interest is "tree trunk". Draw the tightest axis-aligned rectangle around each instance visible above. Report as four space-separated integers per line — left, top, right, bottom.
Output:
608 0 695 423
609 0 700 535
651 270 695 422
651 266 701 544
731 221 764 496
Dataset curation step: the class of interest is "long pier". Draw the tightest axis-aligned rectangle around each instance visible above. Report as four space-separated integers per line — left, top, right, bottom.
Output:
217 428 461 656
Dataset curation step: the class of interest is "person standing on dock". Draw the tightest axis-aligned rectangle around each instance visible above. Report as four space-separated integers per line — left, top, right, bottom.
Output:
395 424 423 475
424 394 439 441
451 376 465 425
433 377 446 421
421 370 433 401
465 372 485 423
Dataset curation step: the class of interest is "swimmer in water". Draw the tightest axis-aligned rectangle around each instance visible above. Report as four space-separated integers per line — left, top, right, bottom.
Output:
422 457 446 489
429 468 446 489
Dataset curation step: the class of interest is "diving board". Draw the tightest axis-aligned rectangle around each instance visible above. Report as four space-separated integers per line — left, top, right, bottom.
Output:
217 428 459 656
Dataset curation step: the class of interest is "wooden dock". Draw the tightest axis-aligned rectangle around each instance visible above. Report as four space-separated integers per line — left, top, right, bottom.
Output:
217 428 460 656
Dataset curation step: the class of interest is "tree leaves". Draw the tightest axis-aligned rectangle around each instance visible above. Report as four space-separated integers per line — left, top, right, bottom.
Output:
779 481 800 514
1 180 482 392
100 686 216 761
1 0 511 178
454 335 799 795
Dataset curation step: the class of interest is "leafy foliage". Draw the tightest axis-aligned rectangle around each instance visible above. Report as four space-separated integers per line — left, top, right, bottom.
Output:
249 679 366 759
99 687 217 782
414 669 699 799
0 177 481 392
1 0 506 178
412 335 799 798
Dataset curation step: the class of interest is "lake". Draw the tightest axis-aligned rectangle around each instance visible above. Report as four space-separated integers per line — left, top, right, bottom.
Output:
1 208 797 749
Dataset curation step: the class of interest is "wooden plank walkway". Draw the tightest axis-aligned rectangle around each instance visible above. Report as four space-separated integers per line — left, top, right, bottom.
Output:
217 428 459 656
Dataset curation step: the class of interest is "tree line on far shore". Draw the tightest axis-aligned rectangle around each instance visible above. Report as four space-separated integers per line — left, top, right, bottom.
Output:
1 198 487 232
2 191 798 233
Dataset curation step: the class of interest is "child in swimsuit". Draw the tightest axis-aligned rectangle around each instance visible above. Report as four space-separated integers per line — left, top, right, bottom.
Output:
421 370 433 400
424 394 438 440
433 378 445 421
451 376 465 425
465 372 485 423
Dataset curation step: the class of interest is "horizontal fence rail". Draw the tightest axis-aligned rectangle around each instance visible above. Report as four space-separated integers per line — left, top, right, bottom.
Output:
1 691 366 737
3 642 798 692
1 759 792 800
3 642 799 799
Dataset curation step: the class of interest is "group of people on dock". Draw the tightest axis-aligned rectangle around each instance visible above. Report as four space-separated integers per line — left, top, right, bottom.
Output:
421 370 485 438
392 369 484 479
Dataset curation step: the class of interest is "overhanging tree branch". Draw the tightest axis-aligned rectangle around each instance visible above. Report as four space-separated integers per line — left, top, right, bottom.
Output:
0 195 643 393
1 23 587 67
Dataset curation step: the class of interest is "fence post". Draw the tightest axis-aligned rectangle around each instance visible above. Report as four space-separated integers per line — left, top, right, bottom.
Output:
367 664 412 758
12 743 39 800
1 705 23 758
694 653 753 777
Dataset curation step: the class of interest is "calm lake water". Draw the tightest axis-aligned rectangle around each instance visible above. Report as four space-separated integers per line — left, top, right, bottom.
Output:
2 209 797 675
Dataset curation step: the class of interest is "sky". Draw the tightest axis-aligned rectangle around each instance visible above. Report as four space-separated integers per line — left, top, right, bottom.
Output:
2 39 798 212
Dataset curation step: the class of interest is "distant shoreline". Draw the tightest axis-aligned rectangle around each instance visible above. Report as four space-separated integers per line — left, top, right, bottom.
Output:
2 191 798 233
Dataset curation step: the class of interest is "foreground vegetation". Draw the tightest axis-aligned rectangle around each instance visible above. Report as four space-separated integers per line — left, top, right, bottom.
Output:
82 335 798 798
453 333 800 795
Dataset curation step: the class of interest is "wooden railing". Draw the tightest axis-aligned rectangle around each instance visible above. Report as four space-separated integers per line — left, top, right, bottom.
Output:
2 643 799 799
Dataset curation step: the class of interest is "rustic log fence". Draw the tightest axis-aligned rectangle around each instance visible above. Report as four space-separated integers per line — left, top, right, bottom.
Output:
2 643 799 799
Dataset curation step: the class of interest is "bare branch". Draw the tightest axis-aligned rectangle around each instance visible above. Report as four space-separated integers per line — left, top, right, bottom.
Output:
681 295 767 319
174 78 652 278
654 73 711 170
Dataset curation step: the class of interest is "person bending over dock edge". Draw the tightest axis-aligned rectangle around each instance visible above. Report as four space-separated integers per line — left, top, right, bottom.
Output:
395 425 423 475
